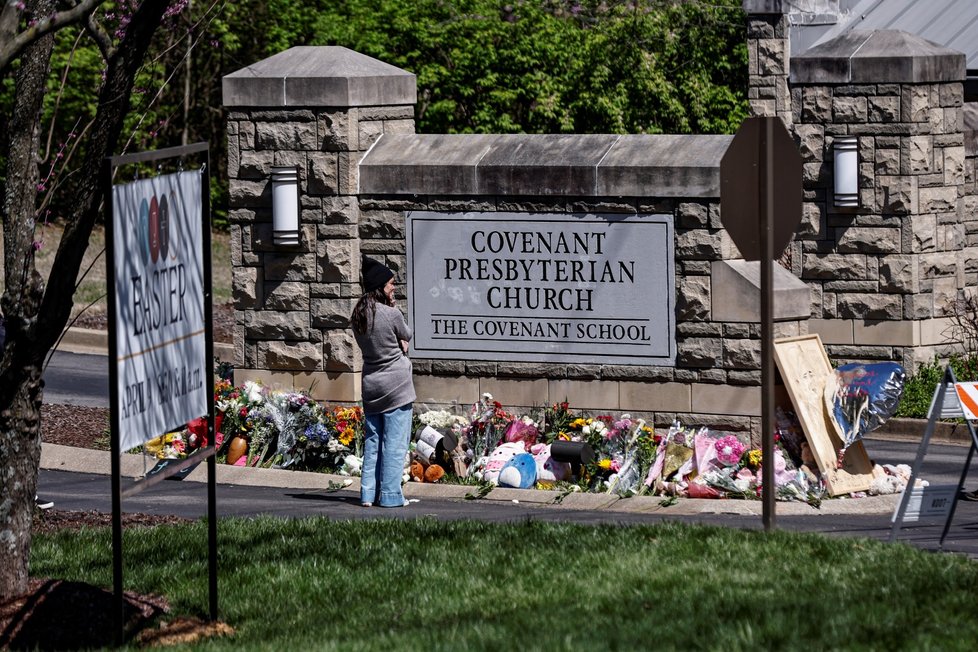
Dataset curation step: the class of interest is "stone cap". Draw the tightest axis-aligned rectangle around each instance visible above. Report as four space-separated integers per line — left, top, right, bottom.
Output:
222 46 417 108
791 29 966 84
711 260 811 322
359 133 732 198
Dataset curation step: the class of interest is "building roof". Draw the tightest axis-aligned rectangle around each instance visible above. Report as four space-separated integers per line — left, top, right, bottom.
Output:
796 0 978 72
765 0 978 72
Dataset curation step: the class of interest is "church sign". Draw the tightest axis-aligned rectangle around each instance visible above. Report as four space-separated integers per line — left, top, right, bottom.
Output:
406 211 675 366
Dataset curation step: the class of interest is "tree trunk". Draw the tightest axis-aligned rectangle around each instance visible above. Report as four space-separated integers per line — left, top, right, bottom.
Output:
0 0 55 600
0 0 173 600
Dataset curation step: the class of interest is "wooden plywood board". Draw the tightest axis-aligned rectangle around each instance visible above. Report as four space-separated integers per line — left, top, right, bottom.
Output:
773 334 874 496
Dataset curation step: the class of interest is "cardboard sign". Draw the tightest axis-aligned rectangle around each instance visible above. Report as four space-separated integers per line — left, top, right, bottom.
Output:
773 334 874 496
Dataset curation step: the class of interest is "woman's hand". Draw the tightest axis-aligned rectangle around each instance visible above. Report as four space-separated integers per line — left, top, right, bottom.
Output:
400 340 409 354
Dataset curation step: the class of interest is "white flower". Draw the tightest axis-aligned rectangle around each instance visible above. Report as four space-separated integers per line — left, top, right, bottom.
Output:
418 409 468 430
243 381 264 403
341 454 361 476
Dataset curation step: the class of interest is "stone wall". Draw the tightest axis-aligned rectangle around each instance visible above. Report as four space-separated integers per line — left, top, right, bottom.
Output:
221 47 815 442
354 133 811 439
356 191 796 435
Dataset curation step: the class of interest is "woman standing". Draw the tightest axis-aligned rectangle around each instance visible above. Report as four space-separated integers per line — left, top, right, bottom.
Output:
351 254 416 508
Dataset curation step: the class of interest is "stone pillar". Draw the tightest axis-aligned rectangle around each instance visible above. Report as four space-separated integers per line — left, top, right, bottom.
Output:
789 31 968 368
222 46 417 399
744 1 792 127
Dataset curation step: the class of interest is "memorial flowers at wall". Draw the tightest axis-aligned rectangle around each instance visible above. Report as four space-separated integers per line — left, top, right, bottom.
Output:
142 378 910 503
147 380 364 474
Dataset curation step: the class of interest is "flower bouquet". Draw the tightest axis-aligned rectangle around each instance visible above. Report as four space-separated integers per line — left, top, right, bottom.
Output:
462 393 513 475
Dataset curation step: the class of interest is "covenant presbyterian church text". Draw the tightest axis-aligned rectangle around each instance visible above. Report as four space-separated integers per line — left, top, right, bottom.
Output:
441 229 636 312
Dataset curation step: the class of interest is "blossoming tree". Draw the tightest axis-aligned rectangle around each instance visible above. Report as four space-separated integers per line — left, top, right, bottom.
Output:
0 0 180 600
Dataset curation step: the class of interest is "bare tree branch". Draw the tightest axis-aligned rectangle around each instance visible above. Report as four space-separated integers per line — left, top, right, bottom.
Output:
0 0 104 74
84 9 113 60
36 0 173 352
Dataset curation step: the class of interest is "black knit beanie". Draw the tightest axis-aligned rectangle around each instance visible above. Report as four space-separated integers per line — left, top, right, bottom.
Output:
361 254 394 293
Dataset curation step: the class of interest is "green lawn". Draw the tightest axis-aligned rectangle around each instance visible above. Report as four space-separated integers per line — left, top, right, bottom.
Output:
31 517 978 650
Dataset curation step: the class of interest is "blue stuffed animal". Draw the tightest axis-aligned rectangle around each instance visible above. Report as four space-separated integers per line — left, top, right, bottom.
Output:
497 452 537 489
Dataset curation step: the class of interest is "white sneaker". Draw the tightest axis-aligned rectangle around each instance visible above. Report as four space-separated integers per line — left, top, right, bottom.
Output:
35 495 54 510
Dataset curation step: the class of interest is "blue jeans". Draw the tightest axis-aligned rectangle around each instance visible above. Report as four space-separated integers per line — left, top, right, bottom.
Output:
361 403 412 507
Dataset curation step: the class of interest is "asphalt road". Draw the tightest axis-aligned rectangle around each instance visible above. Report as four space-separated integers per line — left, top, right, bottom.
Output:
1 323 111 407
37 464 978 558
42 349 110 407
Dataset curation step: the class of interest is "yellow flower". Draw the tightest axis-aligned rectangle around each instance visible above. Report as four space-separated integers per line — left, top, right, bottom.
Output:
339 428 355 446
570 418 589 429
747 449 763 468
598 459 612 470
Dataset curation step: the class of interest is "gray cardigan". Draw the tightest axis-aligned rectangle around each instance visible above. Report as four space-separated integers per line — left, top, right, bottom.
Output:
355 302 416 414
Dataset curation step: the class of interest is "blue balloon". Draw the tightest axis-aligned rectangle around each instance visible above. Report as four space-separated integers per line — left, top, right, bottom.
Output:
828 362 906 446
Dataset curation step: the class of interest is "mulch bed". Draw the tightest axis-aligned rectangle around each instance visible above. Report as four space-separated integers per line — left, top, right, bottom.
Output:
0 578 169 649
1 511 231 649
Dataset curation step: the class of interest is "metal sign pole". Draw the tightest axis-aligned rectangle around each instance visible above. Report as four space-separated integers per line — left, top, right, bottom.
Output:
103 157 126 646
760 119 776 531
104 143 217 640
200 151 219 620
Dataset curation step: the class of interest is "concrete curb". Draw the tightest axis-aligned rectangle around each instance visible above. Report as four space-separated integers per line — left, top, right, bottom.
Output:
57 326 235 361
39 443 901 517
875 417 975 444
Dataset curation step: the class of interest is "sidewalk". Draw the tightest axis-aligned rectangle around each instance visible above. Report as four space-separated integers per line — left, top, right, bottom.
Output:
39 442 901 518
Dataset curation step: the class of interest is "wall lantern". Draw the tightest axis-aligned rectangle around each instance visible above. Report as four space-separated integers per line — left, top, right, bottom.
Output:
833 135 859 208
271 166 300 246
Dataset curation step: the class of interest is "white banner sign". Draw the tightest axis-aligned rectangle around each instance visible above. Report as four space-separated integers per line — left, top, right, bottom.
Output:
111 171 207 452
406 211 675 365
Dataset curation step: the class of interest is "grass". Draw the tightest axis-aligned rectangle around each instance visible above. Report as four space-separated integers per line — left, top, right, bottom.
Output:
0 221 232 321
31 517 978 650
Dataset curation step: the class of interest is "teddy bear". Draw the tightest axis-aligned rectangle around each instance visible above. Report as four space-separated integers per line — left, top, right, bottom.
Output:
497 452 537 489
409 459 446 483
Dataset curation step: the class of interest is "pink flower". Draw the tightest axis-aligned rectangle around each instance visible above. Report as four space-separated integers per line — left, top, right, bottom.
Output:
714 435 747 467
